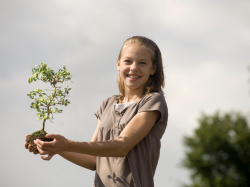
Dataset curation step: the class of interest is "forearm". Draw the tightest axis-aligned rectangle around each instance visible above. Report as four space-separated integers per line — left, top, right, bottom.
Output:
59 151 96 171
37 112 158 158
67 138 127 157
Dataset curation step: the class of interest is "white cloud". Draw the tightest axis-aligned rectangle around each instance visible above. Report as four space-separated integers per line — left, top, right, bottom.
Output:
0 0 249 186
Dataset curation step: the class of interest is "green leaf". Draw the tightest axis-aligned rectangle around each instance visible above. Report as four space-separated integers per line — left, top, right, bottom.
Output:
28 62 73 124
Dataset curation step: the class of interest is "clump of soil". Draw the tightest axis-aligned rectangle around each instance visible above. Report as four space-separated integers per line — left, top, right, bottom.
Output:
26 130 53 151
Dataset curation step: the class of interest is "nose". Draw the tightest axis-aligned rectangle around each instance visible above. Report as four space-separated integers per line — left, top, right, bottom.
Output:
130 62 138 72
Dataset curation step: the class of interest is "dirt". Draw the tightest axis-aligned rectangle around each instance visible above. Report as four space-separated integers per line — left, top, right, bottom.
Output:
26 130 53 151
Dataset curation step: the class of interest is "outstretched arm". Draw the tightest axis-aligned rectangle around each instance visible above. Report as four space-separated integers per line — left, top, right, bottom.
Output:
25 119 100 171
57 152 96 170
34 111 160 157
56 122 98 170
53 120 100 170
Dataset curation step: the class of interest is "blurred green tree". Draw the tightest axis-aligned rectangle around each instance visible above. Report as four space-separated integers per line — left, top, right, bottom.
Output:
182 112 250 187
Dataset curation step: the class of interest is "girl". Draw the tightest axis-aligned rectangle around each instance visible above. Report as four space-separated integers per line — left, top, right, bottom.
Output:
25 36 168 187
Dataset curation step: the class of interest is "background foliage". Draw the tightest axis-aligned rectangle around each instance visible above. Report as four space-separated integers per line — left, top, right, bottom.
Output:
182 112 250 187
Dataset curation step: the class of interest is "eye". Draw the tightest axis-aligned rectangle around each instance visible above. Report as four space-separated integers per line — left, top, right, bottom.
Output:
140 61 146 64
124 60 131 63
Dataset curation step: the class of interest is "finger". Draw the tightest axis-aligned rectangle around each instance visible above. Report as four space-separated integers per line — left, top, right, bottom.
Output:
34 139 53 148
34 140 53 151
45 133 60 139
37 146 53 155
28 144 33 152
28 145 38 153
41 154 54 161
25 142 29 149
25 134 30 149
32 148 39 154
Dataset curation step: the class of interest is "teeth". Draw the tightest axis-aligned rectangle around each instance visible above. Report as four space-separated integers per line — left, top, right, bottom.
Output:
128 75 140 78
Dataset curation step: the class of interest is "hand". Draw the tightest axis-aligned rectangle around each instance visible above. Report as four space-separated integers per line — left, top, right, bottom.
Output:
24 134 39 155
34 134 70 160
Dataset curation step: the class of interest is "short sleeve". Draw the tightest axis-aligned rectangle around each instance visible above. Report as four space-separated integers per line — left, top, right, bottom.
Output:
138 92 168 124
94 99 106 120
94 97 113 120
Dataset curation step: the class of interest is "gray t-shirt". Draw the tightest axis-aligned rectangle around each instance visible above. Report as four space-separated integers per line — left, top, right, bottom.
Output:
94 92 168 187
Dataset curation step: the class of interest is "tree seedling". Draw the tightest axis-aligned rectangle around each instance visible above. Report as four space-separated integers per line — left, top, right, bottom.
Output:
26 62 72 151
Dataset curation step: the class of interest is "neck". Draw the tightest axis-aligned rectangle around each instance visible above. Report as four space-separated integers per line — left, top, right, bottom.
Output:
122 87 144 103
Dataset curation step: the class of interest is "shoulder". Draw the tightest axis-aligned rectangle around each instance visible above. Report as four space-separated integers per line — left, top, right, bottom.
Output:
101 95 116 104
99 95 117 109
95 96 116 120
147 92 165 99
137 92 168 125
97 96 117 110
140 92 166 105
138 92 168 116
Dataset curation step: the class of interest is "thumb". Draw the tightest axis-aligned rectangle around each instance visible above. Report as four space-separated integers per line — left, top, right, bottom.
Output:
46 133 61 139
41 154 55 161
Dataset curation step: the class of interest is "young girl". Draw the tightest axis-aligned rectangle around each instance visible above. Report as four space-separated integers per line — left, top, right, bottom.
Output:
25 36 168 187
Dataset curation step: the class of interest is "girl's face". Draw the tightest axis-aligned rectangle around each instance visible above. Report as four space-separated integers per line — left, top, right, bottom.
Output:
117 43 156 94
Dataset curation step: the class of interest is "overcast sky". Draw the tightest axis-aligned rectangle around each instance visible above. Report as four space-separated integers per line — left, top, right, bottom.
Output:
1 0 250 187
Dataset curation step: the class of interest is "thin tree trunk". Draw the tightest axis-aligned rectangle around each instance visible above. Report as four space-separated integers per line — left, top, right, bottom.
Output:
42 119 46 131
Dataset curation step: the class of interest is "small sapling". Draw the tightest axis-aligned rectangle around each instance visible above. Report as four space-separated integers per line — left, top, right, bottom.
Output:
26 62 72 150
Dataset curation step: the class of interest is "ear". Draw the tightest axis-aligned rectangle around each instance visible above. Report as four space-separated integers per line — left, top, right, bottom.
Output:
150 64 157 75
117 59 120 71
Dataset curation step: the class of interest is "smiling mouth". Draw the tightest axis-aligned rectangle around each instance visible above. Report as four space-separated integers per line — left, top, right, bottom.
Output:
127 75 141 79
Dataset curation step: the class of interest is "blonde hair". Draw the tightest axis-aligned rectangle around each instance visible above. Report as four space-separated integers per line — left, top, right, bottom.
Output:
116 36 165 102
